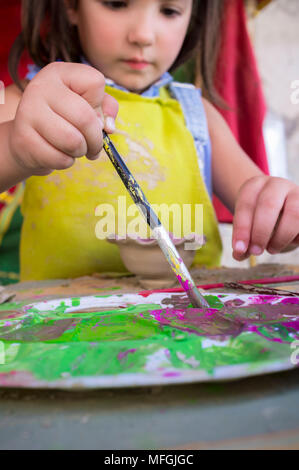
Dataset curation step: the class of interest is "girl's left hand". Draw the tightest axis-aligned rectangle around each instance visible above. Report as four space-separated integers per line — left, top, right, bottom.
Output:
232 175 299 260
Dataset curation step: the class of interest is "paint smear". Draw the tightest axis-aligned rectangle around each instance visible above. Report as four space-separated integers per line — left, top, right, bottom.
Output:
0 293 298 389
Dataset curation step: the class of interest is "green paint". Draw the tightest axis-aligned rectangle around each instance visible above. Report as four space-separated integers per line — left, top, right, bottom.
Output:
256 324 295 343
94 294 114 298
71 298 81 307
205 295 225 309
0 293 297 387
55 302 68 314
0 300 29 312
93 287 121 292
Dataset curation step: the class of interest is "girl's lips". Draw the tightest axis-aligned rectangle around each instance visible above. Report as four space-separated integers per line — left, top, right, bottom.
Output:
124 60 150 70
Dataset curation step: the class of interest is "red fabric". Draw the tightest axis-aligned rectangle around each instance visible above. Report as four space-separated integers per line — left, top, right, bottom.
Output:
213 0 269 223
0 0 29 203
0 0 29 86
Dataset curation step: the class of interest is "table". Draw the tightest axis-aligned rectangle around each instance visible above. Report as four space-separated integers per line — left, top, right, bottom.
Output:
0 263 299 450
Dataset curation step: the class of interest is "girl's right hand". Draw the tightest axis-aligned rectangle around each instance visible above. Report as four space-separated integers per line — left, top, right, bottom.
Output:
8 62 119 176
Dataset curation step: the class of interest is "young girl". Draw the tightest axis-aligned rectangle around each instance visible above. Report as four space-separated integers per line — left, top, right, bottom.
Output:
0 0 298 281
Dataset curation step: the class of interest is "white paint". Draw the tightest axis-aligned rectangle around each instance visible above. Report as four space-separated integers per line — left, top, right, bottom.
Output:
176 351 200 367
201 338 230 349
290 340 299 365
27 292 287 314
144 348 171 372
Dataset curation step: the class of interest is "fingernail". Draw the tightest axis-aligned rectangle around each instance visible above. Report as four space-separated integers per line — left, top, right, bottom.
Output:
88 153 100 161
98 117 104 129
105 116 115 133
250 245 263 256
234 240 247 253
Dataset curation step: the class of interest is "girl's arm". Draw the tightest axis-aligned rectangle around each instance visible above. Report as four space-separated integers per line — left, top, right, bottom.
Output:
203 98 263 212
0 82 25 122
0 82 33 192
204 98 299 260
0 121 33 192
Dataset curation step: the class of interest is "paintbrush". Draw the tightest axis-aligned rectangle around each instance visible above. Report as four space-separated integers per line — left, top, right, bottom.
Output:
102 131 209 308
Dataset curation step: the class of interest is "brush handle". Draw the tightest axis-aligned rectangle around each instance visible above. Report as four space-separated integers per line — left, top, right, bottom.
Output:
102 132 160 229
102 132 209 308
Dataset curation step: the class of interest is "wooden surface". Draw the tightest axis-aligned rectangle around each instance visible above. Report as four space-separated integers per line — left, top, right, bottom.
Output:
0 263 299 450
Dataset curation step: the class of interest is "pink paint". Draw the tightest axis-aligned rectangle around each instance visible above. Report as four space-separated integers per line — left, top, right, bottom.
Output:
281 298 299 304
148 302 299 343
246 325 285 344
176 275 197 304
281 321 299 332
165 349 171 359
150 307 219 323
163 371 181 378
117 349 137 361
249 295 280 304
177 276 191 292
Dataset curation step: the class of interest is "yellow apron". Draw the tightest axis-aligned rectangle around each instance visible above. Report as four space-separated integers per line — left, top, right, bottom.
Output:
20 86 222 281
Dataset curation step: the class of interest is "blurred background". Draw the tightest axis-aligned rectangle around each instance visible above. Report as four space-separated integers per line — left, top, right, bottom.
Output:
221 0 299 267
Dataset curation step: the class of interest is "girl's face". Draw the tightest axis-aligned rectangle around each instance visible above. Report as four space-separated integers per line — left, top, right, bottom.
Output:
67 0 193 93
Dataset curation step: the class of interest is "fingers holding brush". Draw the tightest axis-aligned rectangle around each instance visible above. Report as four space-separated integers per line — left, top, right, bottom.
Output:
101 93 119 134
10 62 119 173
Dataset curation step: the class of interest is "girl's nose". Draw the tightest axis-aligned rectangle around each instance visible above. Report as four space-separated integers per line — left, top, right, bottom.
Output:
127 14 155 47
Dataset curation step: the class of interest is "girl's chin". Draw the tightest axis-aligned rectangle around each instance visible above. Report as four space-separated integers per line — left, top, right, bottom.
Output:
109 78 155 94
105 67 161 93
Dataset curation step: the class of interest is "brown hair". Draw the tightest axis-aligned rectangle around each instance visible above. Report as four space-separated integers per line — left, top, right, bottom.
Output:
9 0 224 103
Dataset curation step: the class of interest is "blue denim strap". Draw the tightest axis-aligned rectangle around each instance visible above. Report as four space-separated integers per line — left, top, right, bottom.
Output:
167 82 212 197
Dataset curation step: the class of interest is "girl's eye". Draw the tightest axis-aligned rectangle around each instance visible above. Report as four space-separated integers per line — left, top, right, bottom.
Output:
102 1 127 9
161 8 181 17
